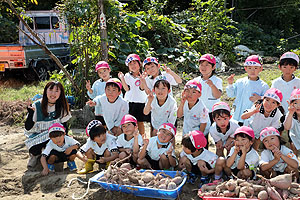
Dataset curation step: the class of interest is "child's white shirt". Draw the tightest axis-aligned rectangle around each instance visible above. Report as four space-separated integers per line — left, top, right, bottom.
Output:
244 105 282 139
93 95 129 130
285 112 300 150
42 136 80 156
150 94 177 130
194 75 222 111
182 99 209 136
80 133 118 155
116 133 143 149
259 145 298 172
226 77 269 122
271 76 300 112
145 136 175 161
87 79 106 99
124 73 147 103
145 71 177 96
180 149 218 168
209 120 240 143
227 146 259 170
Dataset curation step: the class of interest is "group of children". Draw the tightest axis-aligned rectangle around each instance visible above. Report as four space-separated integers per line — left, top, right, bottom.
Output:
26 51 300 184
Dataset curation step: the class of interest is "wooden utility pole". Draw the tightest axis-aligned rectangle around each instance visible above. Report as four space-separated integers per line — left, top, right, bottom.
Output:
98 0 108 61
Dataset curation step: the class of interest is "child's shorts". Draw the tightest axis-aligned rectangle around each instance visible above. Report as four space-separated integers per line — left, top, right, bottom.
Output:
129 102 151 122
95 115 106 126
191 161 212 175
145 154 160 170
46 149 77 163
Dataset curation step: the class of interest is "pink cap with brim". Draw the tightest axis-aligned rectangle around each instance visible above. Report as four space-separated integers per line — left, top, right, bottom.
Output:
244 55 263 67
280 52 299 65
121 114 137 126
95 61 110 72
260 127 280 141
184 79 202 92
264 88 283 103
86 120 102 137
198 54 216 65
212 102 231 112
159 123 176 136
233 126 255 139
125 54 141 66
290 89 300 101
143 57 159 67
106 78 122 90
49 123 65 134
189 130 207 149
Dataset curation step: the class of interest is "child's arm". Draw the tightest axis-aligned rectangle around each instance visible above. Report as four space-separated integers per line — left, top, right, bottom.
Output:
132 131 140 160
226 74 236 98
86 80 93 94
284 101 296 130
65 144 79 155
144 92 154 115
168 99 177 124
118 72 129 92
199 123 207 133
241 104 260 120
236 145 247 170
139 72 151 95
86 99 97 107
166 145 176 167
275 147 298 169
138 139 149 160
162 65 182 84
100 151 119 163
25 104 35 130
226 146 239 168
41 156 49 175
206 79 222 99
177 91 186 118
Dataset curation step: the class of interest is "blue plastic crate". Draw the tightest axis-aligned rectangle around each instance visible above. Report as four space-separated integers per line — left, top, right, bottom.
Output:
90 170 187 200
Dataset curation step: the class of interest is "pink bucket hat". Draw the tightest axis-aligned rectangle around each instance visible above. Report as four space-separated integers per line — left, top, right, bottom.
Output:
106 78 122 90
48 123 65 134
184 79 202 92
280 52 299 64
95 61 110 72
290 89 300 101
121 114 137 126
198 54 216 65
143 57 159 67
86 120 102 137
233 126 255 139
212 102 231 112
125 54 141 66
244 55 263 67
159 123 176 136
264 88 283 103
260 127 280 141
189 130 207 149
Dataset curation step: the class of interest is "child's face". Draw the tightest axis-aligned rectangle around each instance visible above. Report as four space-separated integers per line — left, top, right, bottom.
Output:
214 114 230 129
279 64 296 77
234 135 253 150
121 122 137 135
184 88 201 102
51 135 65 147
182 145 192 155
97 68 111 81
145 63 159 77
244 66 262 80
199 61 215 76
128 60 140 74
105 85 121 103
47 85 61 104
153 83 170 100
93 134 106 145
262 135 280 150
291 99 300 114
157 128 173 143
262 97 279 113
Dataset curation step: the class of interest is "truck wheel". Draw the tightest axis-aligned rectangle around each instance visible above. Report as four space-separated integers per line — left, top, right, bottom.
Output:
35 61 49 81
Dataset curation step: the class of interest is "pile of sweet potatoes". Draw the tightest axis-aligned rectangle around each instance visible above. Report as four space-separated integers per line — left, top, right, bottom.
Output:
98 162 184 190
198 173 300 200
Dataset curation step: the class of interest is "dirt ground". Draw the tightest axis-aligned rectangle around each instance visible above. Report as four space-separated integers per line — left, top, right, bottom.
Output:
0 123 203 200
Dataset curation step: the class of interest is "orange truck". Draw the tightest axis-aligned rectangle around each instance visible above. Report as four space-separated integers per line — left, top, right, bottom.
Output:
0 10 70 80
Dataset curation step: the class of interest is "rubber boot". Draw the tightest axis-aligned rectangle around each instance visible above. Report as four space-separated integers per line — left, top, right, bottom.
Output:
27 153 38 168
78 159 95 174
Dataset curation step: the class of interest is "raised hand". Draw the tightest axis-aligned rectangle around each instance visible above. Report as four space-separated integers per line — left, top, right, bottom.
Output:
118 72 125 80
249 93 261 102
161 64 171 74
287 100 296 114
227 74 235 85
205 79 214 88
86 80 91 91
147 91 154 101
86 99 96 107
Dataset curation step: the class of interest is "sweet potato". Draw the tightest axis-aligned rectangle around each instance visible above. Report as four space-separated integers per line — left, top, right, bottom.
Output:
266 183 283 200
234 186 240 196
225 180 237 191
290 187 300 195
167 182 177 190
201 184 218 192
158 184 167 189
258 190 268 200
223 190 235 197
120 163 131 170
239 182 252 187
142 172 155 183
291 182 300 188
253 184 266 192
128 175 139 184
172 176 183 185
269 174 292 190
239 192 246 198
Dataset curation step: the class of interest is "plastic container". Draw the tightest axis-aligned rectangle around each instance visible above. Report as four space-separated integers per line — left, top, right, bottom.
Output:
200 197 258 200
90 170 187 200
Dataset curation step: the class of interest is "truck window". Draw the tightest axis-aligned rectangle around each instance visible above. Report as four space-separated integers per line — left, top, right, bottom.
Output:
51 16 59 29
35 17 50 29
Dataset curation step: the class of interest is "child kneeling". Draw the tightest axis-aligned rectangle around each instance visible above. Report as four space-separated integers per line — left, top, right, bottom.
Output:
178 130 228 183
78 120 119 174
41 123 80 175
137 123 176 170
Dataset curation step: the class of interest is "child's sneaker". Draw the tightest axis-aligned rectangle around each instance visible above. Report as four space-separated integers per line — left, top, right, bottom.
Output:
48 164 55 172
67 161 77 171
